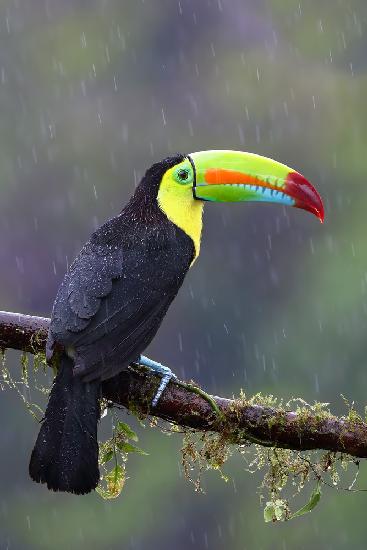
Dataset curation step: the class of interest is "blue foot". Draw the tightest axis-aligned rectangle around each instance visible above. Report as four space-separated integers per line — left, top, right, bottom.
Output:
139 355 177 407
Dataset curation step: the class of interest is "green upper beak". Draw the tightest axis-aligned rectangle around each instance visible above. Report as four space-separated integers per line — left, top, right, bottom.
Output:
188 150 324 222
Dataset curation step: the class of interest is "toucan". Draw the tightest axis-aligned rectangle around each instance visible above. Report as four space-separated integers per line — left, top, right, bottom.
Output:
29 150 324 494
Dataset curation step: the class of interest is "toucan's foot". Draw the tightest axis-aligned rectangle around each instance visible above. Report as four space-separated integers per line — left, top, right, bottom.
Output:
131 356 222 421
138 355 177 407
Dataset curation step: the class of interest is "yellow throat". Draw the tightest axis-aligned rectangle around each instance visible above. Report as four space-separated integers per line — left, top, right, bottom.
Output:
157 167 204 263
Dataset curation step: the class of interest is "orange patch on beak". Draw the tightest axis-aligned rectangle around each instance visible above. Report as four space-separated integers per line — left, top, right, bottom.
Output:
205 168 268 186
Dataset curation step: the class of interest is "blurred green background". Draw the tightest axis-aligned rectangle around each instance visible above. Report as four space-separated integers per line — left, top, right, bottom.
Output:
1 0 367 548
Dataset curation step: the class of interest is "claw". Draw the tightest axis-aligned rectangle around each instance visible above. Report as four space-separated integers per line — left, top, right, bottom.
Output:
138 355 177 407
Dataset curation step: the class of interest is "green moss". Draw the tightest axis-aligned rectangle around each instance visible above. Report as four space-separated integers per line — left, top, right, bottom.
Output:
33 351 48 373
176 379 223 419
1 351 46 420
248 391 283 409
1 352 365 521
178 393 363 522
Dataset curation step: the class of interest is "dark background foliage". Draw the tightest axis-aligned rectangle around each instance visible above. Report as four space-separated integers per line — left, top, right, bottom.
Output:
1 1 367 548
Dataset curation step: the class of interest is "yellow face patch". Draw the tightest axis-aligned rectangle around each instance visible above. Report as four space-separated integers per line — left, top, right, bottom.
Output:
157 159 203 263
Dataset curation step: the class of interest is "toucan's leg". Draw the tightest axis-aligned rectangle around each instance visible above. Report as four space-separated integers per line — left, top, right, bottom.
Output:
131 356 222 420
137 355 177 407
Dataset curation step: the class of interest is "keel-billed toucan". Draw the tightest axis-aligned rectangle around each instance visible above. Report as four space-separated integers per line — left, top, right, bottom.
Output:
29 150 324 494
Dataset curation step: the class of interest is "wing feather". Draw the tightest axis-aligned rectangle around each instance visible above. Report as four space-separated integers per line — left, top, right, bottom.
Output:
49 232 191 382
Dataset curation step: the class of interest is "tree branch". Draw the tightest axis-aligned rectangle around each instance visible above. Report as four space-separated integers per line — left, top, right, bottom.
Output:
1 310 367 458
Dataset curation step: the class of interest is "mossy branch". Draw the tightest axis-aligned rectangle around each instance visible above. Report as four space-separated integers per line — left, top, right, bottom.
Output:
1 310 367 459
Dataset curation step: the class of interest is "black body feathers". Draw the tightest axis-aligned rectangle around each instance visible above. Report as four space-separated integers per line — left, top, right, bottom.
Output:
30 154 195 494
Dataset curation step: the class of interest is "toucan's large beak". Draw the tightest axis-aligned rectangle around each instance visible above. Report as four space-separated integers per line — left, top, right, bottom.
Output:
188 150 324 222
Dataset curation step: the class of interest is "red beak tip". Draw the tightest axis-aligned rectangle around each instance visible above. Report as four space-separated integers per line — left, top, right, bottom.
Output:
286 172 324 224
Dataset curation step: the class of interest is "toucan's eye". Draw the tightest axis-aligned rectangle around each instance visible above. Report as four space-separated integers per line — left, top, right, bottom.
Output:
178 169 189 180
174 166 193 185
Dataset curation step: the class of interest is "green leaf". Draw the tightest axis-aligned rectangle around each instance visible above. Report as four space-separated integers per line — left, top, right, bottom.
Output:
290 482 322 519
100 449 114 465
106 464 125 497
264 502 276 523
116 421 138 442
96 465 125 500
116 441 148 455
264 499 288 523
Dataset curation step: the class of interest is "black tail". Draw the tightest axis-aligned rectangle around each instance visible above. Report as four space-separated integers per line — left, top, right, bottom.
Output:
29 355 100 495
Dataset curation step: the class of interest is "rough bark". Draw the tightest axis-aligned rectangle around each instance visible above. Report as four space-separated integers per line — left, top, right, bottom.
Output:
1 310 367 458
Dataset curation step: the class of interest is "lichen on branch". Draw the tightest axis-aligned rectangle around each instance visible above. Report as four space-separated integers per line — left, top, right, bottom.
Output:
2 309 367 518
1 309 367 459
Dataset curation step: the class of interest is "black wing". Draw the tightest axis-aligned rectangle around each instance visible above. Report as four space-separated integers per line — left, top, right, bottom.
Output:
49 231 193 382
50 240 125 335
